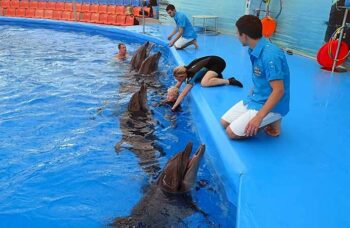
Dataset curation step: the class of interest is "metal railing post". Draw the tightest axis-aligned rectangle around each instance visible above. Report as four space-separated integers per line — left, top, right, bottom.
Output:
72 0 78 21
332 9 349 72
142 0 146 33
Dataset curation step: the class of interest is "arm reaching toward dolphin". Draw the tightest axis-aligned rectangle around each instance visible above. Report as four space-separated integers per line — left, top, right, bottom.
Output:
169 28 183 47
171 67 208 111
171 84 192 111
168 27 178 41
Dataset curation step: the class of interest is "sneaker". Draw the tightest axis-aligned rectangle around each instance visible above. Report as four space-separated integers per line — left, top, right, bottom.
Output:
228 77 243 88
264 119 281 137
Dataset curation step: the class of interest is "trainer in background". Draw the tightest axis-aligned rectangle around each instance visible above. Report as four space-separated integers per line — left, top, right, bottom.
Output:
166 4 199 50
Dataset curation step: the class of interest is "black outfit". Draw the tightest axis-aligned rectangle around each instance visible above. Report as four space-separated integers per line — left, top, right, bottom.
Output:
149 0 158 6
325 0 350 45
183 55 243 87
185 56 226 80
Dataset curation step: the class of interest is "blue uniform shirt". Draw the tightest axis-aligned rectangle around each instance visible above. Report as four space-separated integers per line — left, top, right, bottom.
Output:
174 11 197 39
243 38 290 116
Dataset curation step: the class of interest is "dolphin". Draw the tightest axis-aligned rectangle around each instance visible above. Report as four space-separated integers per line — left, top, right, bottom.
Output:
112 142 207 227
130 41 153 72
138 51 162 75
115 82 164 175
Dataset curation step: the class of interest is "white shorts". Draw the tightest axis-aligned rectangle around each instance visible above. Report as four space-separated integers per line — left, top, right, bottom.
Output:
174 37 194 49
221 101 282 136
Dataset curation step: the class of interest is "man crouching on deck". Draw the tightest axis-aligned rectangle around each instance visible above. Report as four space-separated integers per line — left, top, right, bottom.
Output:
221 15 290 139
166 4 199 50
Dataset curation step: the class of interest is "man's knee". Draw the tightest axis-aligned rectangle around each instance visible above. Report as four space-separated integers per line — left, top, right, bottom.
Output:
226 127 242 140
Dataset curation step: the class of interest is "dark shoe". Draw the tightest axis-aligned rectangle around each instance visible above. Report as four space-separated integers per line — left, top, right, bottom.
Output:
228 77 243 88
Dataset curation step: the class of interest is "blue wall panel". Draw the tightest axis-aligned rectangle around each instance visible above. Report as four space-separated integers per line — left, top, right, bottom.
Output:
160 0 333 56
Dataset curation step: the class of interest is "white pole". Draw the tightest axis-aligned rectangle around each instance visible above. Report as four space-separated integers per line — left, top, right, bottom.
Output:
332 9 349 72
72 0 77 21
244 0 251 15
142 0 146 33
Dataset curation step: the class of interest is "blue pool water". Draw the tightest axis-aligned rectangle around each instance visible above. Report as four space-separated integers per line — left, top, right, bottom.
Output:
0 24 235 227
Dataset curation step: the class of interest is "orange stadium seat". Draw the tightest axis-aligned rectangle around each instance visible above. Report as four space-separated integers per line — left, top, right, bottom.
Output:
74 3 82 12
37 2 46 9
107 5 116 14
44 9 53 19
16 8 26 17
81 12 91 22
64 3 72 11
133 7 141 16
125 15 134 25
115 6 124 15
19 1 29 9
90 12 99 23
98 5 107 13
62 11 72 20
10 1 20 8
99 13 108 24
29 1 38 8
90 4 98 13
47 2 56 10
107 14 117 25
55 2 64 11
81 4 89 12
6 8 16 16
53 10 62 20
25 8 35 17
116 14 126 25
35 9 44 18
37 2 47 10
1 1 10 8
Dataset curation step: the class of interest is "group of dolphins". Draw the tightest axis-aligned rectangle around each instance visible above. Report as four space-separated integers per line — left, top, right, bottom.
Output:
112 42 208 227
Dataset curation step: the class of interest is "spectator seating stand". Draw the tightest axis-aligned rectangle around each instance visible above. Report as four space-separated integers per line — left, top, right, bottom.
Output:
0 0 153 26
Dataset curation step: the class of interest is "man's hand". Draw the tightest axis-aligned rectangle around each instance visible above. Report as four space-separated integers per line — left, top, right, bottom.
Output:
167 35 172 40
245 114 263 137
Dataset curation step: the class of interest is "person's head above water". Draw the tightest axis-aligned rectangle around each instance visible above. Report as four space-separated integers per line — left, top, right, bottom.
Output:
167 86 179 103
118 43 127 55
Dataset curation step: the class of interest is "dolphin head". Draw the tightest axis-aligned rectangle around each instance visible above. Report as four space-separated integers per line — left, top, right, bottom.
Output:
140 41 150 55
153 51 161 67
138 51 162 75
127 82 148 113
130 41 152 71
157 142 205 193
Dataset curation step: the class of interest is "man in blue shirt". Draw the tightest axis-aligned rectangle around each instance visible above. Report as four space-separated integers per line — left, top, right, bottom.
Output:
166 4 198 50
221 15 290 139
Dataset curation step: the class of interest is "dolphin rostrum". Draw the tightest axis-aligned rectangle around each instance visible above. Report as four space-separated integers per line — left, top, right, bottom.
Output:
115 82 164 175
112 142 208 227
